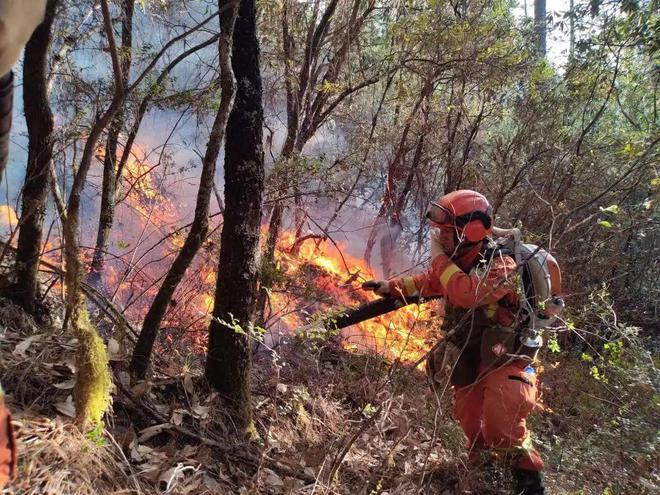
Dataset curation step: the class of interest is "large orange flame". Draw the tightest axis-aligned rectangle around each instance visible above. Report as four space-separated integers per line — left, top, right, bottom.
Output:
269 231 440 365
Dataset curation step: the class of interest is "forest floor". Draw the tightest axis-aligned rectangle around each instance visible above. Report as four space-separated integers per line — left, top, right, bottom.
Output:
0 296 657 495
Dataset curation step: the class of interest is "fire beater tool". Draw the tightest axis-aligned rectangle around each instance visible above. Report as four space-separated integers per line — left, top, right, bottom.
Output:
301 287 441 332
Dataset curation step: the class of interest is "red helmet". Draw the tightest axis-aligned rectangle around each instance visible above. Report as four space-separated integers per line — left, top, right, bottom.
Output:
426 190 493 242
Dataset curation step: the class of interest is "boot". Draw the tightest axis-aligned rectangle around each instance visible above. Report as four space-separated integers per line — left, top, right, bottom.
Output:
511 468 545 495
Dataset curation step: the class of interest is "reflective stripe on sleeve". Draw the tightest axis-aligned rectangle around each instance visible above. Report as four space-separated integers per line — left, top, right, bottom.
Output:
439 263 462 289
485 303 498 319
403 276 418 297
491 434 535 456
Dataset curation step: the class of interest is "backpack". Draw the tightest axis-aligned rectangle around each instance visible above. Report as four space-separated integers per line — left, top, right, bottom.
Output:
491 228 565 331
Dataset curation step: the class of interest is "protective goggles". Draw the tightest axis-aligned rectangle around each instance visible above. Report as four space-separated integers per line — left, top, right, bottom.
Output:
425 202 456 227
425 201 492 229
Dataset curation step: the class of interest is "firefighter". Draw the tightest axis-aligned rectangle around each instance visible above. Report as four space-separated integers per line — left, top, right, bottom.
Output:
0 0 48 489
364 190 548 495
0 386 15 489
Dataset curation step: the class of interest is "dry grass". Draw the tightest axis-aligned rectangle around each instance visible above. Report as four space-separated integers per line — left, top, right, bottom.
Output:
0 298 152 495
8 416 147 495
0 303 74 410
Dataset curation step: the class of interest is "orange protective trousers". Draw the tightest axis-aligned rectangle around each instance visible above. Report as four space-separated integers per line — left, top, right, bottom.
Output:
0 397 15 489
452 363 544 471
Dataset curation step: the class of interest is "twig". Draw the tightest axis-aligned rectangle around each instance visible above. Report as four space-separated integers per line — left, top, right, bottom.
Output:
0 240 138 339
323 404 384 490
115 379 317 484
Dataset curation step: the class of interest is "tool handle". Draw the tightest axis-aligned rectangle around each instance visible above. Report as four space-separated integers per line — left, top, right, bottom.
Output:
325 295 441 330
361 280 381 290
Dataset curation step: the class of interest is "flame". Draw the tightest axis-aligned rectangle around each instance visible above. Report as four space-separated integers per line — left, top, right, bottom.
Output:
0 205 18 232
120 150 179 232
84 145 219 341
269 232 439 365
83 142 438 364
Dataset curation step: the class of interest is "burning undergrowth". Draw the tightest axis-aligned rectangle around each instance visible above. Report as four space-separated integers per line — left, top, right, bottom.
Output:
89 144 443 365
98 153 444 366
264 230 443 366
4 141 443 368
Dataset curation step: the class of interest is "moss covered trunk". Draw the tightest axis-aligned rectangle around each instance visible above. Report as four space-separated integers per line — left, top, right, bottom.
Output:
72 303 111 428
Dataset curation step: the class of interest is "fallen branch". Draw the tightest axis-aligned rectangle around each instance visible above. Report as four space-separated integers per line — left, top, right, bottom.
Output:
0 240 138 340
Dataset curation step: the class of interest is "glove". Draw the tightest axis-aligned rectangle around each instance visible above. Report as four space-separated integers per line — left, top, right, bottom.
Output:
361 280 390 296
430 228 444 259
430 227 456 258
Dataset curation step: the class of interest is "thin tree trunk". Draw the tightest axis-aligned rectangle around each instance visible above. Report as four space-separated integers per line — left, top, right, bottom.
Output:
129 0 239 380
569 0 575 58
114 34 220 192
63 3 221 329
62 0 124 429
89 0 134 284
12 0 60 315
364 80 431 267
205 0 264 433
257 2 302 320
534 0 547 57
381 133 425 277
281 0 298 161
257 0 377 322
0 72 13 184
63 0 126 330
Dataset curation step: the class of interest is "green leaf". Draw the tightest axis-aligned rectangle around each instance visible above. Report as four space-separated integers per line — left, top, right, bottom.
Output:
597 220 613 229
362 403 378 418
548 334 561 353
599 204 620 214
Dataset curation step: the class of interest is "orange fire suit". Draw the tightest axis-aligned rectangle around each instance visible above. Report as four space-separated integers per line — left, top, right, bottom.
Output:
388 243 544 471
0 392 16 489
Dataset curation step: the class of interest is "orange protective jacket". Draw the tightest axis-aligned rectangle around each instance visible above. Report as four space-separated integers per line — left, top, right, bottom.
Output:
388 245 519 325
389 243 523 386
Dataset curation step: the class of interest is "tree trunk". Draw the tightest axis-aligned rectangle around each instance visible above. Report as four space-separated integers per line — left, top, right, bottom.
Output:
364 80 431 267
380 133 425 277
63 0 126 330
205 0 264 433
89 0 134 284
129 0 239 380
257 0 377 322
534 0 547 57
12 0 60 315
569 0 575 58
60 0 125 429
115 34 220 194
0 72 13 185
